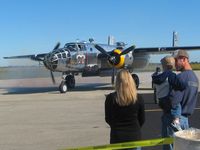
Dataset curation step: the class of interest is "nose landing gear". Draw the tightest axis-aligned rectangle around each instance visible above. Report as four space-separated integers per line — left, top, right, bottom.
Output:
59 74 75 93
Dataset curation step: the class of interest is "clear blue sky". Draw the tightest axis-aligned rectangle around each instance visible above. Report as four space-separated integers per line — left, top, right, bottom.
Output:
1 0 200 66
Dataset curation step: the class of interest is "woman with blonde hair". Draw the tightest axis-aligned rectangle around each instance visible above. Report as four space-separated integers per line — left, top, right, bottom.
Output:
105 69 145 147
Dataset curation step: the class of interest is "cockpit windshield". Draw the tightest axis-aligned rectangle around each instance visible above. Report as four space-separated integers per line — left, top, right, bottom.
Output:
64 43 86 51
64 44 77 51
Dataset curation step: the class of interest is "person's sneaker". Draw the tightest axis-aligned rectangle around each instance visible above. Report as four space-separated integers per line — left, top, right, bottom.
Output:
171 122 182 131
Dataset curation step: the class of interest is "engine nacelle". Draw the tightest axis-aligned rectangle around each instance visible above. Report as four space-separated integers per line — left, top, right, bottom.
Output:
131 53 150 69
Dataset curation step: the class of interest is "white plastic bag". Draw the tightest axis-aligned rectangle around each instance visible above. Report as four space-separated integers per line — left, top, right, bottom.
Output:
174 128 200 150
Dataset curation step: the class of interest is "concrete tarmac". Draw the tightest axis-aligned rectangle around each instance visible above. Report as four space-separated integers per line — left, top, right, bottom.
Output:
0 72 200 150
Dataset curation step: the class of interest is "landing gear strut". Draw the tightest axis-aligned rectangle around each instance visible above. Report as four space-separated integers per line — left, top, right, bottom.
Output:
59 74 75 93
131 74 139 89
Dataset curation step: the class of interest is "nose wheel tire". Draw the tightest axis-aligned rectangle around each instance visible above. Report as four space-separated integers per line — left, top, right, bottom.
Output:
59 74 75 93
59 81 68 93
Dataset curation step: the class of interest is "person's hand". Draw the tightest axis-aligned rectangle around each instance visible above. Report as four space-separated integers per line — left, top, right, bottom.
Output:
171 118 182 131
173 118 180 124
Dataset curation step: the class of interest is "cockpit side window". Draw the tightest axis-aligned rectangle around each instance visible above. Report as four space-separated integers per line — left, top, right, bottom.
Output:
65 44 77 51
85 44 94 52
64 43 86 51
78 44 86 51
78 45 81 50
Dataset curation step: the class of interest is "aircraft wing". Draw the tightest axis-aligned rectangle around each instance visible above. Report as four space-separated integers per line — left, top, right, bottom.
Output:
133 46 200 54
3 53 47 61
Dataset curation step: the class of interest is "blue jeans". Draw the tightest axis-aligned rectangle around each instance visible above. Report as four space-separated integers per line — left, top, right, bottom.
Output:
161 114 189 150
179 115 189 129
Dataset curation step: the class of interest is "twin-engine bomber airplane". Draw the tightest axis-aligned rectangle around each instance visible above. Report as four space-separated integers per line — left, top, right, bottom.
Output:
4 34 200 93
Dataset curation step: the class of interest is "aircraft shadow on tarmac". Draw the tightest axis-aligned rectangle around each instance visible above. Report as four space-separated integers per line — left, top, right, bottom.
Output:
1 83 113 95
1 87 59 95
2 83 153 95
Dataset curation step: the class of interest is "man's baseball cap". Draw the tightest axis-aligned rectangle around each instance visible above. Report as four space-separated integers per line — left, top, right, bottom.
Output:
173 49 189 59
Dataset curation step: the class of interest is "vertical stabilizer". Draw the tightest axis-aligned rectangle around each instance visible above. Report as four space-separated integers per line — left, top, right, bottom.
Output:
108 35 115 45
172 31 178 47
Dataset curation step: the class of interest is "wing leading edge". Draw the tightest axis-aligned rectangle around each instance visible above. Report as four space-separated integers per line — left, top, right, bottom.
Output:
3 53 47 61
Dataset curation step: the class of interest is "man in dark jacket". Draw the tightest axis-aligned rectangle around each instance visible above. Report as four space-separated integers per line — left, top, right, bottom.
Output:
170 49 199 129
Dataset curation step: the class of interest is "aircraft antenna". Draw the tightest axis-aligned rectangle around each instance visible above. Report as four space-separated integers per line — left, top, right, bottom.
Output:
76 39 80 43
172 31 178 47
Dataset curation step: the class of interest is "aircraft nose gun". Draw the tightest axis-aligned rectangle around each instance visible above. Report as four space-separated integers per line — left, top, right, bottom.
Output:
43 53 58 70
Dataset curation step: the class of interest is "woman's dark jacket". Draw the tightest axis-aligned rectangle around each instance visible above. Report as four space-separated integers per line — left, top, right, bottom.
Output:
105 92 145 144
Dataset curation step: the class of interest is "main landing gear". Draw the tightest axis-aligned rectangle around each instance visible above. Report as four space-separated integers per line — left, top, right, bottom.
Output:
131 74 139 89
111 73 140 89
59 74 75 93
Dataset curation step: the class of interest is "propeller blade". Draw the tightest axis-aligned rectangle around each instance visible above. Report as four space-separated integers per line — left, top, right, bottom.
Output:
50 71 56 84
120 45 135 55
95 44 111 58
53 42 60 51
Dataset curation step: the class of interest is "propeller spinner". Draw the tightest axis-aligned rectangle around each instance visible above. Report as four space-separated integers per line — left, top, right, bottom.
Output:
95 44 135 68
